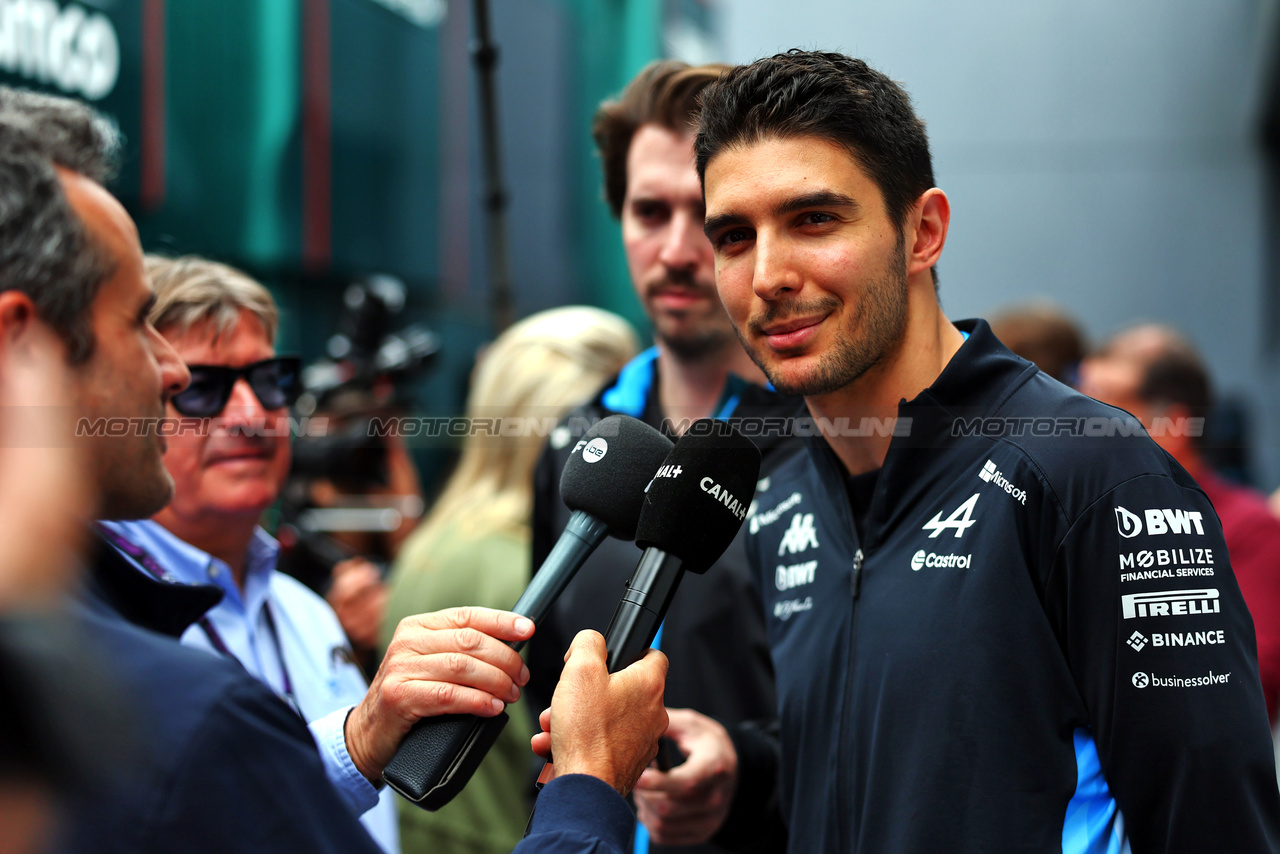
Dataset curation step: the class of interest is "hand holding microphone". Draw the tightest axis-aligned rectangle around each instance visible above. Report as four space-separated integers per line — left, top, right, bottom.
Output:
535 419 760 793
381 415 672 808
605 419 761 670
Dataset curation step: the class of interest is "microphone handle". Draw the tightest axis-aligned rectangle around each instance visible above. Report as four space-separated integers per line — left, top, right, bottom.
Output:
604 548 685 673
383 509 609 808
509 510 608 653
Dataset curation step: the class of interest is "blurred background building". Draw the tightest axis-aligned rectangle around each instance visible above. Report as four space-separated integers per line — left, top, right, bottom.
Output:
5 0 1279 490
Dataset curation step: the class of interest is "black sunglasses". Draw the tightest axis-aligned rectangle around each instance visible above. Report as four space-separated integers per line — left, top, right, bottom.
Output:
171 356 303 418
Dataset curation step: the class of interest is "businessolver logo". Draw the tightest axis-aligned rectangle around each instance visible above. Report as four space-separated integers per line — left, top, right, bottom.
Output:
1115 506 1205 539
1121 588 1220 619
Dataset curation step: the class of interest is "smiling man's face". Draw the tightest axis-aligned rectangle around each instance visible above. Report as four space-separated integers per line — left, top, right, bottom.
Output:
621 123 738 362
151 310 292 533
703 135 910 398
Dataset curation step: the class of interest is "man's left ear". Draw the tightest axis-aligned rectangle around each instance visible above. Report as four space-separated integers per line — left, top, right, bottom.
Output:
905 188 950 278
0 290 40 352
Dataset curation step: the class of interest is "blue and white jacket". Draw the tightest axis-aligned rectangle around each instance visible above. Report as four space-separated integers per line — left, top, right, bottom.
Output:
743 319 1280 853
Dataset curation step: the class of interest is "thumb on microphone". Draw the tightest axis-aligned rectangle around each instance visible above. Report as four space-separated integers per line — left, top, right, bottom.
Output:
536 629 669 795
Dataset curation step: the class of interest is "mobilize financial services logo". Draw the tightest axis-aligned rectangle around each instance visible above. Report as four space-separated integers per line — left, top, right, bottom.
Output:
1115 506 1205 539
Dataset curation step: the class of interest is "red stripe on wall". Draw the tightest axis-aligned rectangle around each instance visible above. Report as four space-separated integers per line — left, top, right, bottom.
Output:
140 0 165 210
302 0 332 270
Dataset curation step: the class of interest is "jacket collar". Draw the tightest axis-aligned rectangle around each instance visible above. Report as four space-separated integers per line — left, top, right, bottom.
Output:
86 532 224 639
799 319 1037 548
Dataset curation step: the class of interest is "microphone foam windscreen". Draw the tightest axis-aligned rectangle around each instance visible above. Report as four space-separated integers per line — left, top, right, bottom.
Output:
635 419 761 573
560 414 674 541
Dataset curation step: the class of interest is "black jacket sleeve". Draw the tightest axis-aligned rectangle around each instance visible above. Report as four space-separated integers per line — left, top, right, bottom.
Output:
515 775 637 854
146 678 384 854
1052 474 1280 853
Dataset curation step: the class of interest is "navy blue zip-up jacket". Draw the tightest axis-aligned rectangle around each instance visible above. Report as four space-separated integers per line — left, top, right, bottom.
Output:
743 319 1280 853
57 536 638 854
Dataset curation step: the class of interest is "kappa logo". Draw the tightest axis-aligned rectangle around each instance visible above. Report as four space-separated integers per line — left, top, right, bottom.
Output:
1115 506 1204 539
778 513 819 556
922 493 980 539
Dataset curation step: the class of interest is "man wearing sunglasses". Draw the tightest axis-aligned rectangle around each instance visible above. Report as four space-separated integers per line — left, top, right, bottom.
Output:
97 255 401 852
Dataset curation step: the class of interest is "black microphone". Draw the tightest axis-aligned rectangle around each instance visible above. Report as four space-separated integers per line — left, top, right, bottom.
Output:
383 414 673 809
507 415 674 649
604 419 761 672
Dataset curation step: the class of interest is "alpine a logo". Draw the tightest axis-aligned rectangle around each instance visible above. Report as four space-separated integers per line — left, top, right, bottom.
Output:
922 494 979 538
1115 506 1205 539
778 513 819 556
977 460 1026 505
1121 588 1220 619
910 550 972 571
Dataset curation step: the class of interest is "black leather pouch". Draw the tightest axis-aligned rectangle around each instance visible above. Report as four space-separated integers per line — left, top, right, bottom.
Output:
382 712 509 810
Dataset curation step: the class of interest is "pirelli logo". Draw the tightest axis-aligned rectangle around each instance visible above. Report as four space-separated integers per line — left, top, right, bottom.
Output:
1121 588 1220 620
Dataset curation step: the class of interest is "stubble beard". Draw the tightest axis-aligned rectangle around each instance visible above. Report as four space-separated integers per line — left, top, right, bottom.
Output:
96 440 175 521
742 236 910 398
646 272 738 364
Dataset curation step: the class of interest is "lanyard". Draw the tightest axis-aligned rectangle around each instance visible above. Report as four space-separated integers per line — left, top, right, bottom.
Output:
95 524 304 719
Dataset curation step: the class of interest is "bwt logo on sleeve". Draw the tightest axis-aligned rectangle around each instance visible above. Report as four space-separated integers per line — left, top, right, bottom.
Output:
1115 506 1204 539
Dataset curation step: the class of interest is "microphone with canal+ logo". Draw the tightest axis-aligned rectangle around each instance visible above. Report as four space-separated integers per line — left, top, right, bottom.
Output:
383 414 673 810
604 419 761 672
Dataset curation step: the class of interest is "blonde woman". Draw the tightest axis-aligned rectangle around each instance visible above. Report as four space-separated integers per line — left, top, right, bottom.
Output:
383 306 638 854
